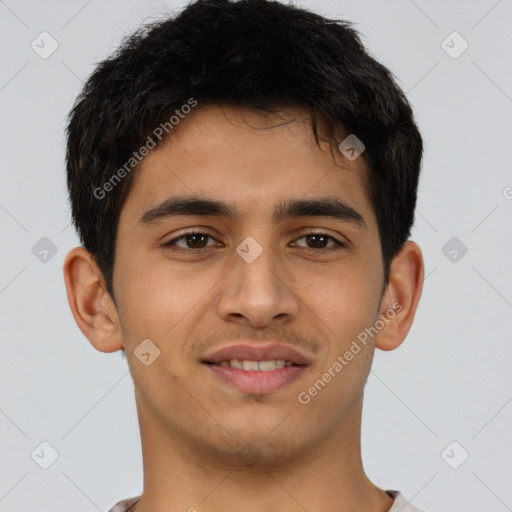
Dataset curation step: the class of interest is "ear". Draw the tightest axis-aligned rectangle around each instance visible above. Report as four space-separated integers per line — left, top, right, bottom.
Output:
63 246 124 353
375 241 424 351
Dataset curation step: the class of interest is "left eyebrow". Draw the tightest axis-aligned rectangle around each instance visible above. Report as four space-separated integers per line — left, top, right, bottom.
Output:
138 195 367 229
274 197 367 229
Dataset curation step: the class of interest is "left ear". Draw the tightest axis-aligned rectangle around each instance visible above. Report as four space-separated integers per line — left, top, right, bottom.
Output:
376 241 424 351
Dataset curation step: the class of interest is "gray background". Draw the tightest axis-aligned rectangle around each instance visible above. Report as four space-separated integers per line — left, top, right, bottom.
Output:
1 0 511 511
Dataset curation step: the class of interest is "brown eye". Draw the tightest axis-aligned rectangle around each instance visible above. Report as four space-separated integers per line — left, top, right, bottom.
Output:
293 232 344 250
162 232 218 252
181 233 210 249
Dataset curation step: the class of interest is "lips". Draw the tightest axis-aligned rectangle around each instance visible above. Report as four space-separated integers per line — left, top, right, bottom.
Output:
203 343 311 366
202 342 311 395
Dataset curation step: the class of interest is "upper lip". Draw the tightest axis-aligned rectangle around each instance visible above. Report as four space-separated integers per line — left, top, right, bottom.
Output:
203 342 311 365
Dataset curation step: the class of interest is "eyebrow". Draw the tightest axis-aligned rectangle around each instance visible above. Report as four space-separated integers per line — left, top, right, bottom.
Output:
138 195 367 229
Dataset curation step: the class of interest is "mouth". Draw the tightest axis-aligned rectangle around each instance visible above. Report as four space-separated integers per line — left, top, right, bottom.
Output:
206 359 298 370
202 343 311 395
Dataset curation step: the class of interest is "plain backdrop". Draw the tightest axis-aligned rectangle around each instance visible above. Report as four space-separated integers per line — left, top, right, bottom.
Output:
1 1 511 511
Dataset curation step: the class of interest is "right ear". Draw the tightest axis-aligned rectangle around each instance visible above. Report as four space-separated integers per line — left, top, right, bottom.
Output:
63 247 124 353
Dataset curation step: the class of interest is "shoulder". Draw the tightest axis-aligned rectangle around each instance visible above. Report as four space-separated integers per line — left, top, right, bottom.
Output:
107 496 141 512
386 490 428 512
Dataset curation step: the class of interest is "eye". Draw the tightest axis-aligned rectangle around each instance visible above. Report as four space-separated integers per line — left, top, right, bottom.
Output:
292 231 345 250
162 231 220 252
161 230 345 253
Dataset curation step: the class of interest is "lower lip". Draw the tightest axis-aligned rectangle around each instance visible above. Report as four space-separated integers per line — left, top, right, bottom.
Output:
205 364 307 394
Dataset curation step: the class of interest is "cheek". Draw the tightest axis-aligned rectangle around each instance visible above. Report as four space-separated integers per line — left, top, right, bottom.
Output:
294 267 380 420
114 252 223 341
296 257 382 329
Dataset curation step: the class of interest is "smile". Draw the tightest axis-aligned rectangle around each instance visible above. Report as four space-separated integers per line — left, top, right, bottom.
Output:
204 360 308 394
212 359 296 371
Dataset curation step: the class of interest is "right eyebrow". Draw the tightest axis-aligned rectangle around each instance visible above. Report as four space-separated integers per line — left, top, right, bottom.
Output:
139 196 235 225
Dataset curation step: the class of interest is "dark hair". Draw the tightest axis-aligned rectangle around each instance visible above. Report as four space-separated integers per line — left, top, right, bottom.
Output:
66 0 423 301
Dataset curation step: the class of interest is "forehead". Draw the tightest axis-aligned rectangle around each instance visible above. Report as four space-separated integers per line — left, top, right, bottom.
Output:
120 105 374 228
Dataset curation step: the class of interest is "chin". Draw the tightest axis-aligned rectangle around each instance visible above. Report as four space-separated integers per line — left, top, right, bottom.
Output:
196 425 313 471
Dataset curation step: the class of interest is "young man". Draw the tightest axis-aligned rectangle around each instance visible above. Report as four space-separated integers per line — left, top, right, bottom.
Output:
63 0 426 510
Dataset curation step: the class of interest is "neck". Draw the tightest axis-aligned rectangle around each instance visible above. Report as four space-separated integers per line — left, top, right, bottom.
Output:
131 392 393 512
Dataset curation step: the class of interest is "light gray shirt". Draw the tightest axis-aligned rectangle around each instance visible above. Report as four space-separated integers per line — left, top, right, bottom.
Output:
108 490 426 511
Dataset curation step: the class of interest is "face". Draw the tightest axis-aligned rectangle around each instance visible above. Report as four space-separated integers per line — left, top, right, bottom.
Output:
112 105 386 468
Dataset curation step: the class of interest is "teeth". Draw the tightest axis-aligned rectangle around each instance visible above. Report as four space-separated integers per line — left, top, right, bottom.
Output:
243 360 259 371
218 359 292 371
258 360 277 371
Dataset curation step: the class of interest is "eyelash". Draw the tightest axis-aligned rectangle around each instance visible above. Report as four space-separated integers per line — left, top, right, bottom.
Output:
161 230 346 253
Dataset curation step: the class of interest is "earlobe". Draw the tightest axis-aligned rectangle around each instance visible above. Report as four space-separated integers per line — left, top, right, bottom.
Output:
375 241 424 351
63 247 124 353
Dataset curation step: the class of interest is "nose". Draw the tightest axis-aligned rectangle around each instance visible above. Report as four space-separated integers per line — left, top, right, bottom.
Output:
215 238 300 329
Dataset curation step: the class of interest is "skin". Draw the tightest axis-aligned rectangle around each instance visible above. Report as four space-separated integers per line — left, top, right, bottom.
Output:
64 105 424 512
